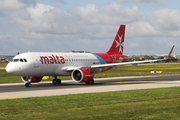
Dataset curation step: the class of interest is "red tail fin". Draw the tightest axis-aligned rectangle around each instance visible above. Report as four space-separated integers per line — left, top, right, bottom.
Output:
107 25 126 55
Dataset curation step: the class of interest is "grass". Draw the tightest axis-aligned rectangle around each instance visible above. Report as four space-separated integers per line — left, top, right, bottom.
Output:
1 63 180 83
0 87 180 119
93 63 180 78
0 63 7 67
0 69 22 83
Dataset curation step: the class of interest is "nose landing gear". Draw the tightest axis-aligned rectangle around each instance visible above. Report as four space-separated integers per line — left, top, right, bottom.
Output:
25 82 31 87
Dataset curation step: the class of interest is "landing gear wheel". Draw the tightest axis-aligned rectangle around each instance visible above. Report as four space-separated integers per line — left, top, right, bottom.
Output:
52 79 57 84
85 79 94 85
57 79 61 85
52 79 61 85
25 83 31 87
90 79 94 85
85 81 90 85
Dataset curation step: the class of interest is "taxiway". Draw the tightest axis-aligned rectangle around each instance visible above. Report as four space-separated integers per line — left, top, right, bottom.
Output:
0 75 180 100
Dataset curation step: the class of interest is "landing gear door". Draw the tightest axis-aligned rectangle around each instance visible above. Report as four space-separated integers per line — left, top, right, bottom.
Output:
31 54 39 68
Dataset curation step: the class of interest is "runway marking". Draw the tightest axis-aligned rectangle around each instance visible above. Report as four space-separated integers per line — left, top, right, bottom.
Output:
147 84 180 87
105 81 166 84
66 82 98 84
63 88 115 91
67 82 86 84
0 96 21 99
67 81 165 85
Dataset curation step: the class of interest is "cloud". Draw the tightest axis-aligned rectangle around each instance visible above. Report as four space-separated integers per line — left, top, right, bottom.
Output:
27 3 54 19
0 2 180 55
149 9 180 31
127 21 161 37
0 0 36 10
101 4 143 25
54 0 67 4
117 0 166 5
77 4 99 24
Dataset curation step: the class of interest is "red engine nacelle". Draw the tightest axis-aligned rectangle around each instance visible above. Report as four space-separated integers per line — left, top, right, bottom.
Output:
71 68 94 82
21 76 43 83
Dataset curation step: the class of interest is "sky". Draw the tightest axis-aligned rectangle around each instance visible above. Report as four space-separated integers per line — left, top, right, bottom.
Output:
0 0 180 55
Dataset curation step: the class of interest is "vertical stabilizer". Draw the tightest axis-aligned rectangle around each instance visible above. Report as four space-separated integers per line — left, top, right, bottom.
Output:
107 25 126 55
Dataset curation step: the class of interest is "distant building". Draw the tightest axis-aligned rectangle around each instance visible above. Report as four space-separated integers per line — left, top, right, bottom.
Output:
0 56 13 63
127 54 179 62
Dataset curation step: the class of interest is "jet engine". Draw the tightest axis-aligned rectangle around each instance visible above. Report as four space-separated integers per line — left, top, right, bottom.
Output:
21 76 43 83
71 68 94 83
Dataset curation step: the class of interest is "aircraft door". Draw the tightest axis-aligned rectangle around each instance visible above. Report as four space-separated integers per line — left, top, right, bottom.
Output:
31 54 39 68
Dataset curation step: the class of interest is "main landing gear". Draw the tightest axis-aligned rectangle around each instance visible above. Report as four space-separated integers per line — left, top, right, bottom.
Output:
52 77 61 85
85 79 94 85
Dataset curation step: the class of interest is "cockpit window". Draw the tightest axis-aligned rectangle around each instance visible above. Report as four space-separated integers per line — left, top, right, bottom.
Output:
24 59 27 62
13 59 19 62
20 59 23 62
11 58 27 62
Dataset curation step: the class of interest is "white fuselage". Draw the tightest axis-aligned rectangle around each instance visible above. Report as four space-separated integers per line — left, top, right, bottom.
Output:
6 52 104 77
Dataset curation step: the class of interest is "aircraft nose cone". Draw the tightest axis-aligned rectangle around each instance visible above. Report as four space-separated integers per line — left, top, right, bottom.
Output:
6 63 26 76
5 64 14 74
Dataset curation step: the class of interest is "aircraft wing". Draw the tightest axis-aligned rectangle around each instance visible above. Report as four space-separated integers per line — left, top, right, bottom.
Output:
90 60 157 69
65 60 157 71
65 58 168 71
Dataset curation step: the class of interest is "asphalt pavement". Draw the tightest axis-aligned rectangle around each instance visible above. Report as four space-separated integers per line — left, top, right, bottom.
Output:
0 75 180 100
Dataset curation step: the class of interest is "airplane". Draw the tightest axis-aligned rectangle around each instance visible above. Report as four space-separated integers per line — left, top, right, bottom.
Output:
5 25 175 87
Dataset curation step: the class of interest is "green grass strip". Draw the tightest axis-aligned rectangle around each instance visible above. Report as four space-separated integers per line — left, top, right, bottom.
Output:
0 87 180 119
2 64 180 83
0 63 7 67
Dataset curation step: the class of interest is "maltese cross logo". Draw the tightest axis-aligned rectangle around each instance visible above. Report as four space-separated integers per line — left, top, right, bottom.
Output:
115 34 124 54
